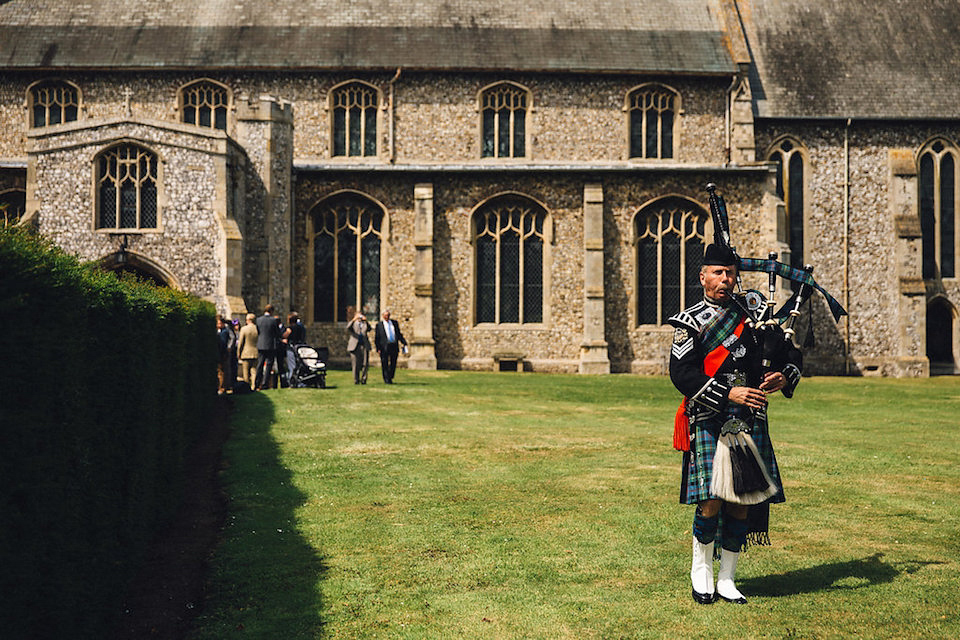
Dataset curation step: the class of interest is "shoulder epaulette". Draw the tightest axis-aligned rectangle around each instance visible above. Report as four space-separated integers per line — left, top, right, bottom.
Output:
667 300 719 333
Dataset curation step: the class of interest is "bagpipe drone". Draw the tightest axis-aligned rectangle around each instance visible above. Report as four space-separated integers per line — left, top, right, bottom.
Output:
702 183 846 505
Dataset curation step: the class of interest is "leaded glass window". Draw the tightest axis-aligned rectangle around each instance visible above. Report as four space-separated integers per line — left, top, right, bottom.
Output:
181 80 229 131
0 190 26 226
331 83 379 157
628 85 677 160
311 194 383 322
920 139 958 279
474 197 545 324
95 145 158 230
635 199 706 325
29 80 80 128
480 84 528 159
768 137 806 270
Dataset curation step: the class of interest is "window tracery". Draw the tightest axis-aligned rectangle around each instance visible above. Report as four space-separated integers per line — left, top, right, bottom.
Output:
180 80 230 131
480 83 529 159
95 145 159 231
331 82 379 157
627 84 677 160
310 193 384 322
635 198 706 325
473 196 546 324
28 80 80 128
920 139 957 279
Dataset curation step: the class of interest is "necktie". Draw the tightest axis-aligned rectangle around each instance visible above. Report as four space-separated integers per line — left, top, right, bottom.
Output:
385 321 395 342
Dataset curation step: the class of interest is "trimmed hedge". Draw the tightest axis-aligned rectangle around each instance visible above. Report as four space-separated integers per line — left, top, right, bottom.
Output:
0 226 217 639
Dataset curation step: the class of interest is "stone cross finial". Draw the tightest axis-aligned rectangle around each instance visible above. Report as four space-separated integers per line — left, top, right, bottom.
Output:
122 87 133 116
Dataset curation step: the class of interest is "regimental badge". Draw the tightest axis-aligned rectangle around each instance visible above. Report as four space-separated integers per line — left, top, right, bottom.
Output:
732 345 747 360
671 327 694 359
722 371 747 387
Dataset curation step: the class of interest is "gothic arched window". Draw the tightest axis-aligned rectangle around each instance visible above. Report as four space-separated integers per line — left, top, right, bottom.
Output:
479 83 530 159
179 79 230 131
627 84 678 160
473 196 546 324
635 198 706 325
95 144 159 230
310 193 384 322
768 137 807 269
28 79 80 128
330 82 379 157
919 139 958 279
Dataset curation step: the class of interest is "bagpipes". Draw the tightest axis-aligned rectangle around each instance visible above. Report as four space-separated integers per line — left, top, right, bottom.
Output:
702 183 846 504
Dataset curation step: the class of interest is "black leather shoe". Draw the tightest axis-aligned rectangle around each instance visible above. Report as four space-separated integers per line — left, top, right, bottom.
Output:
718 593 747 605
692 589 716 605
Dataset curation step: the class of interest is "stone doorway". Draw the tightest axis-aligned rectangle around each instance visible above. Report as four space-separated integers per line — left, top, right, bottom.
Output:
99 250 177 289
927 297 958 375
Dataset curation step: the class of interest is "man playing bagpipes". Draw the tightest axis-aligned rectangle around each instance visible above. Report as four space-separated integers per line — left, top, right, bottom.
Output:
668 184 845 605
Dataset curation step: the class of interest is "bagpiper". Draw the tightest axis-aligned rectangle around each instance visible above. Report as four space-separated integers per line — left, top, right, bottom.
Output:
669 242 799 604
668 184 845 605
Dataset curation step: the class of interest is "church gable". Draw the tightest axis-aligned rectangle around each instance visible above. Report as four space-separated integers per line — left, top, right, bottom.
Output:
25 116 241 306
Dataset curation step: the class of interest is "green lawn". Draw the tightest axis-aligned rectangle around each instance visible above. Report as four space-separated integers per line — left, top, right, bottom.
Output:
189 371 960 639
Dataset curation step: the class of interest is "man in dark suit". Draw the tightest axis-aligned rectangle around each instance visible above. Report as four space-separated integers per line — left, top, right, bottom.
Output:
254 303 282 390
374 310 407 384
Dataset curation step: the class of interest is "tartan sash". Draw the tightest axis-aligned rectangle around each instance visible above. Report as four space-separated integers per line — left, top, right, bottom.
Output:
699 304 747 356
738 257 847 322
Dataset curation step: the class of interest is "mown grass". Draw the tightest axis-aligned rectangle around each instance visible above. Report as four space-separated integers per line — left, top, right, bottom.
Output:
190 371 960 639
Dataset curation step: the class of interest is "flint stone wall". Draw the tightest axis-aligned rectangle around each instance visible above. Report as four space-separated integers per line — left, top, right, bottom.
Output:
2 68 953 375
757 122 960 375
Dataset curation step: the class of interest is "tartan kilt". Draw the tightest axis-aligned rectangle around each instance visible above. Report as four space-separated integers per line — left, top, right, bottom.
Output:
679 409 785 505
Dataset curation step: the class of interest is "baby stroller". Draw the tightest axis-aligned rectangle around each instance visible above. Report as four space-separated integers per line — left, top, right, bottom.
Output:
289 344 328 388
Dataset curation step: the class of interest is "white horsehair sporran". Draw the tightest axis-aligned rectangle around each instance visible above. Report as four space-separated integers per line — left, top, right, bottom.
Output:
710 416 778 505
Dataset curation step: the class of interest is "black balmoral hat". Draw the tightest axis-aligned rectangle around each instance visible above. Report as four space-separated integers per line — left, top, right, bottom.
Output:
703 243 739 266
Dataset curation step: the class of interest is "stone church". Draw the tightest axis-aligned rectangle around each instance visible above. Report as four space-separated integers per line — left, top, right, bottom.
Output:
1 0 957 376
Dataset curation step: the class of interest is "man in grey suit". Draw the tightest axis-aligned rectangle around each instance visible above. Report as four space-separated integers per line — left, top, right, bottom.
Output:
255 303 281 390
346 307 372 384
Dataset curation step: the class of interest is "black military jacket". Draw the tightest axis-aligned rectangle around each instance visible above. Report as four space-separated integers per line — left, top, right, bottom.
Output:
667 297 802 416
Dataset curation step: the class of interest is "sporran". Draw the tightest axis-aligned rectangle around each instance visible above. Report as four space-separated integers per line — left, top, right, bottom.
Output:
710 418 778 505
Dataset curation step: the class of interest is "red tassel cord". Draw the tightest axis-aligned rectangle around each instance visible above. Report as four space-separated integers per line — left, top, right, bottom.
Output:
673 398 691 451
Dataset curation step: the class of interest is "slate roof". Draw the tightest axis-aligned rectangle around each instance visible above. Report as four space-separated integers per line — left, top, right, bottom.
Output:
741 0 960 120
0 0 736 75
5 0 958 119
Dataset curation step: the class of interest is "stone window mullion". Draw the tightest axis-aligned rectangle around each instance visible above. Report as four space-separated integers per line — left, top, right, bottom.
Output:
480 84 529 159
473 198 545 324
635 200 706 326
29 80 80 128
311 195 383 322
95 144 158 231
655 212 664 324
627 85 678 160
332 83 379 158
